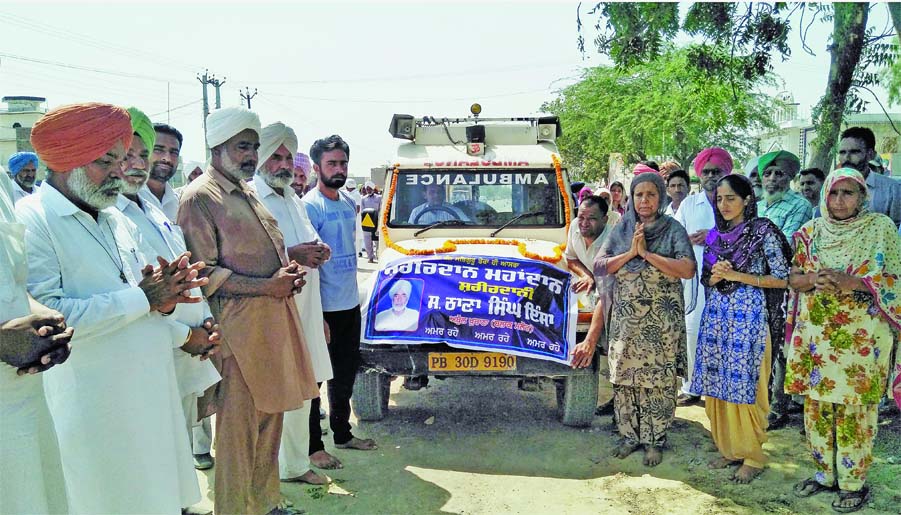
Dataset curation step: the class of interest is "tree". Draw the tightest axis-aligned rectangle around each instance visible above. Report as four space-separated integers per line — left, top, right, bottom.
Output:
543 46 776 182
577 2 898 170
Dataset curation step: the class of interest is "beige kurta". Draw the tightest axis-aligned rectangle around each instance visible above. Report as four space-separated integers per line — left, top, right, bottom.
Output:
177 167 319 413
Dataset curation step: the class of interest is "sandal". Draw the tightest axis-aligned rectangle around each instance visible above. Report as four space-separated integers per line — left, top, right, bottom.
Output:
794 477 835 498
831 487 870 513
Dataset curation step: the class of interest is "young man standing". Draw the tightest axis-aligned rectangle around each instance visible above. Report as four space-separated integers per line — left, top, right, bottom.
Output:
303 135 378 463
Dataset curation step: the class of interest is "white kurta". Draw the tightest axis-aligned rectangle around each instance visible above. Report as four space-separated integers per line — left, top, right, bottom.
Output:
253 176 333 480
139 182 180 223
673 191 715 395
16 184 199 514
564 211 620 314
115 194 221 399
374 307 419 331
0 173 67 515
11 179 35 204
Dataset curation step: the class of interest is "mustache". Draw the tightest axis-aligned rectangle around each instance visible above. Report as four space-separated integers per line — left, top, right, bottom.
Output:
99 177 122 191
125 169 148 177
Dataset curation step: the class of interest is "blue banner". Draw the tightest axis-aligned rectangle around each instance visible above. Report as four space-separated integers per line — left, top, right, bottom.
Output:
361 254 576 364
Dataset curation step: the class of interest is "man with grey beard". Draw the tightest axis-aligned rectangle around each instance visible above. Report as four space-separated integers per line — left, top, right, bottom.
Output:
116 108 222 513
756 150 812 243
178 107 319 515
252 122 334 487
16 102 210 513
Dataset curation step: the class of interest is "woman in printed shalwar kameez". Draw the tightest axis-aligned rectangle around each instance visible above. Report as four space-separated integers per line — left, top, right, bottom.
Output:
595 172 696 467
690 174 792 483
786 168 901 513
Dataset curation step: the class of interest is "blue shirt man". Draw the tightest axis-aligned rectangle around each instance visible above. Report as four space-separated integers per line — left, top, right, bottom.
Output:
302 134 377 459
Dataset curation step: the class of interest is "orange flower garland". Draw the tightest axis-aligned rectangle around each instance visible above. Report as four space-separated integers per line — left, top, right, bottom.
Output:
380 154 571 264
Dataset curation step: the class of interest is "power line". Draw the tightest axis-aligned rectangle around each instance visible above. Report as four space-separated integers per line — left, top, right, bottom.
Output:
149 99 203 118
263 87 555 105
0 11 201 75
0 52 195 86
249 61 582 85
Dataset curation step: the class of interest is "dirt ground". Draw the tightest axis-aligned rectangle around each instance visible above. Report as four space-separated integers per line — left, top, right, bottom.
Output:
189 262 900 515
192 375 900 515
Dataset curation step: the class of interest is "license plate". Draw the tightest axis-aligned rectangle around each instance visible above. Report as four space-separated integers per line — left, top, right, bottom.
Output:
428 352 516 372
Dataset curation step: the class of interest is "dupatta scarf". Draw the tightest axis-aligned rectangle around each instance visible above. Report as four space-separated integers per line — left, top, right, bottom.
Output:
702 175 792 344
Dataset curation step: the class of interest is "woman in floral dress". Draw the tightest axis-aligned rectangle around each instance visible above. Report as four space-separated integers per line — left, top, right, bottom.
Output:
785 168 901 513
595 172 696 467
690 174 792 483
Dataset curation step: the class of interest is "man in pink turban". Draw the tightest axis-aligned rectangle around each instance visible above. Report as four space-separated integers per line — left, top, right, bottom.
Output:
672 147 733 406
692 147 733 177
293 152 312 196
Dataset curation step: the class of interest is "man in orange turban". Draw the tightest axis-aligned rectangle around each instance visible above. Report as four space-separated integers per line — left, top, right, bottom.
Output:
19 102 211 513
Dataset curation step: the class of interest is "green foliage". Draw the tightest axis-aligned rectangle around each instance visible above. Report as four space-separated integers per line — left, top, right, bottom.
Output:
543 46 776 182
885 37 901 106
580 2 792 81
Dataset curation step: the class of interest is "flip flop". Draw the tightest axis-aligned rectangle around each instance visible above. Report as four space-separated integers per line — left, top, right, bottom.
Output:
832 487 870 513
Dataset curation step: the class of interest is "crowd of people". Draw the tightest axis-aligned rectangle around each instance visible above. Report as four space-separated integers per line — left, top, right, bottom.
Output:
0 103 383 515
570 134 901 513
0 99 899 515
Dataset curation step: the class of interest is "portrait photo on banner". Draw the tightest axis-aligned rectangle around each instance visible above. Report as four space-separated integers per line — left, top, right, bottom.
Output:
373 278 424 332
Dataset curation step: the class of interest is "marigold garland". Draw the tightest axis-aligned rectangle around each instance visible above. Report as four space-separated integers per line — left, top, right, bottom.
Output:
380 155 571 264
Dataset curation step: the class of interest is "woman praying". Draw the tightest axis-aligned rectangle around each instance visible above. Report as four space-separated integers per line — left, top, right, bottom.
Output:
594 172 695 467
690 174 792 483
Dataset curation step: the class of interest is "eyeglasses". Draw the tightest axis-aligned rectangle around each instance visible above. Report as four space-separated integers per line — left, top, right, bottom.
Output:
762 169 786 178
700 168 723 177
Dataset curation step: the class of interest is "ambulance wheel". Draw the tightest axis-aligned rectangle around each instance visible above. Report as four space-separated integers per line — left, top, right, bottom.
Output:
352 370 390 421
556 370 599 427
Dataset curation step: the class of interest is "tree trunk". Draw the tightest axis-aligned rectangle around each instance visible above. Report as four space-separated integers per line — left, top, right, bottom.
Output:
889 2 901 40
808 3 869 171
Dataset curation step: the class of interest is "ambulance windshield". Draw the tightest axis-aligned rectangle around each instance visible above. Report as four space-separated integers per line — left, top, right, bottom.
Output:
389 170 565 227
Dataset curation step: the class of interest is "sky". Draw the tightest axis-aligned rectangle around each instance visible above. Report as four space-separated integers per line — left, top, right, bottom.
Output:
0 1 895 176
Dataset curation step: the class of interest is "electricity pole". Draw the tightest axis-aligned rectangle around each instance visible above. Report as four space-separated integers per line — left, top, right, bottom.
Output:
240 87 258 109
197 70 226 157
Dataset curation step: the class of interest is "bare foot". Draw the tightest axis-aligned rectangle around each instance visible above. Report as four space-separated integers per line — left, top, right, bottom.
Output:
309 450 343 470
282 469 329 485
708 456 741 469
643 446 663 467
335 437 378 450
612 442 641 459
731 464 763 484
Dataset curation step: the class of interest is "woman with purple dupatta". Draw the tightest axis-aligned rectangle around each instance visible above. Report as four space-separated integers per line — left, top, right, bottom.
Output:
690 174 792 483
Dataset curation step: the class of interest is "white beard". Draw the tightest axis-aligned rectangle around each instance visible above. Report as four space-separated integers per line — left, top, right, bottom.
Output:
68 167 121 209
221 150 254 180
260 169 293 191
120 169 149 195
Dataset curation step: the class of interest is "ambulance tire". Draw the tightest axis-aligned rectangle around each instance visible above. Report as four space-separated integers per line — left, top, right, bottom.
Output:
352 370 390 421
556 370 599 427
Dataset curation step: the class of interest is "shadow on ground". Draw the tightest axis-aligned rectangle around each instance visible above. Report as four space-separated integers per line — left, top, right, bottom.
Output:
262 373 900 514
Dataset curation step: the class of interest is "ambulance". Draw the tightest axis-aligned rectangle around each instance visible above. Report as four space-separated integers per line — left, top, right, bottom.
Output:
355 105 599 426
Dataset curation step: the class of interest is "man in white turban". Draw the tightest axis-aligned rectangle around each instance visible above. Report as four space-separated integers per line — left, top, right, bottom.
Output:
175 160 205 199
178 107 320 515
374 280 420 331
252 122 335 485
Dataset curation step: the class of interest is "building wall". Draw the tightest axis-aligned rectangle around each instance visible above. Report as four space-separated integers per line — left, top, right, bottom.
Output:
756 113 901 176
1 109 46 177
